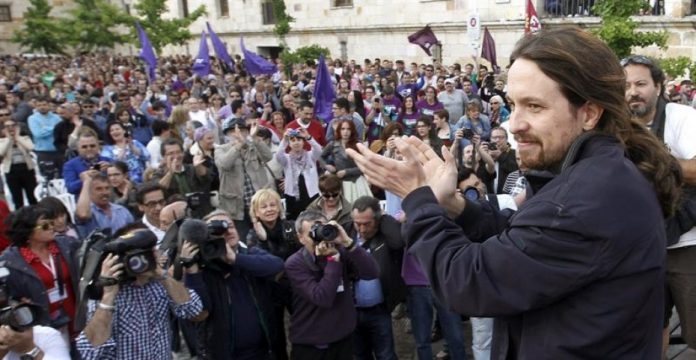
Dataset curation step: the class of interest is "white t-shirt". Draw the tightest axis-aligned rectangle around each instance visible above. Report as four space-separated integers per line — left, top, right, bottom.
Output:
663 103 696 249
3 326 70 360
146 136 162 169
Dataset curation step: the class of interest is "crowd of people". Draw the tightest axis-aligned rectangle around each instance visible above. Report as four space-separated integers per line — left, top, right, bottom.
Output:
0 26 693 360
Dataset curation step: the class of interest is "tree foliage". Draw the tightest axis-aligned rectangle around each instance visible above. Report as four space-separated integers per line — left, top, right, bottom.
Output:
592 0 668 59
131 0 206 54
272 0 294 43
280 45 331 72
659 56 692 79
61 0 133 54
11 0 67 55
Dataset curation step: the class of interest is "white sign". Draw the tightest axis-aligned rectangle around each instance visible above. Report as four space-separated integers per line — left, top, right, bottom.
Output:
467 12 481 46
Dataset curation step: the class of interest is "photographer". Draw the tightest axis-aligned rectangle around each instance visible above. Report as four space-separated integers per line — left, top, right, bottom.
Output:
63 128 111 196
76 226 204 359
151 138 212 218
100 121 149 184
183 210 284 360
285 210 378 360
0 206 81 341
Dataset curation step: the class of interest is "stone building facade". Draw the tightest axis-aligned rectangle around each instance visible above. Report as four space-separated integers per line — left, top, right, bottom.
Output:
2 0 695 70
156 0 696 68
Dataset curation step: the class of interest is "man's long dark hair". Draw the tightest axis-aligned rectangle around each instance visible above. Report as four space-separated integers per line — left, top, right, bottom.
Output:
510 27 681 217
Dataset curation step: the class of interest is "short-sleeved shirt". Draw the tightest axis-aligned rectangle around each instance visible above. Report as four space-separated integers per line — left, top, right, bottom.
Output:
76 202 134 237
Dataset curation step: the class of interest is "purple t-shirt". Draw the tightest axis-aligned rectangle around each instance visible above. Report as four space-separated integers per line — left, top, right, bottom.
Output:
416 99 444 117
397 112 420 136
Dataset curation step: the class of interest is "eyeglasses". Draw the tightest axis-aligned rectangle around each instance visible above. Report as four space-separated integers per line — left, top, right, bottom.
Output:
490 102 500 105
0 113 10 117
322 192 340 199
34 220 54 231
144 199 167 208
620 55 653 67
80 144 97 149
4 123 16 128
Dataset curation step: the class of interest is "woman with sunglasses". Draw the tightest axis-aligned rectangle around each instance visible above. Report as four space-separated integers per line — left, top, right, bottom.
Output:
0 205 82 340
38 197 80 240
306 173 353 224
0 117 38 208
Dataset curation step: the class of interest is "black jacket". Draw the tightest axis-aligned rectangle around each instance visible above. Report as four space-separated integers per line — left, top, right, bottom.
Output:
184 245 284 360
403 133 665 359
343 215 406 312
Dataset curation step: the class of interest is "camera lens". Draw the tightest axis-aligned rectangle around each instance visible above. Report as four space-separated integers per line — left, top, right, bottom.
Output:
127 254 151 274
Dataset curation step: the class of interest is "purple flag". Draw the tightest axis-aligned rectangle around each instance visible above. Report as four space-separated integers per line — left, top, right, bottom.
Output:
313 54 336 123
408 26 439 56
481 27 499 73
192 31 211 78
240 37 278 75
135 22 157 82
207 22 235 72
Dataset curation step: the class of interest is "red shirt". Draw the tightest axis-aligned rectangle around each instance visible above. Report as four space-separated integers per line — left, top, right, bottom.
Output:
286 118 327 151
19 242 77 334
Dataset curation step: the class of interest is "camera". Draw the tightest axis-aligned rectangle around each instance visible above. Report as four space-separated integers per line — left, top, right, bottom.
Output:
186 192 214 212
309 222 339 244
458 128 474 140
459 186 481 201
102 229 158 282
488 142 498 151
178 219 229 264
122 122 132 138
0 263 43 332
199 220 229 261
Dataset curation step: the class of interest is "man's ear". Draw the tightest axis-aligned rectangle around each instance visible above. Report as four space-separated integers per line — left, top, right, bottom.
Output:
581 102 603 131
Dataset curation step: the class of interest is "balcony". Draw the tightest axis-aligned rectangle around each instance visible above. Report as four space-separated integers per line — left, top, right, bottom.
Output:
544 0 664 17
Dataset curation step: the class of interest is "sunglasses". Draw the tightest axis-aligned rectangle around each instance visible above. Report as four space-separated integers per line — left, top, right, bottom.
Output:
620 55 653 67
80 144 97 149
322 192 340 199
34 220 54 231
0 113 10 116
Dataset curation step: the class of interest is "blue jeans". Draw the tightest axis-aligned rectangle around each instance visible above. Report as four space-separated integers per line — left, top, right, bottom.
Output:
406 286 467 360
353 304 398 360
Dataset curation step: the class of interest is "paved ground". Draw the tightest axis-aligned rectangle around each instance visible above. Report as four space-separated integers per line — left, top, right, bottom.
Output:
174 308 694 360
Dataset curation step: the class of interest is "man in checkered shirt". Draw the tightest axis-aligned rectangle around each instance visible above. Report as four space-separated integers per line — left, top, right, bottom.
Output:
75 227 204 359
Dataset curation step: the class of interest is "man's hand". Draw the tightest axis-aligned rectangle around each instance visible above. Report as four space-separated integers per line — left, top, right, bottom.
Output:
100 254 124 298
79 169 100 182
345 137 427 199
330 221 353 249
223 242 237 264
315 241 339 257
193 153 206 167
0 325 36 354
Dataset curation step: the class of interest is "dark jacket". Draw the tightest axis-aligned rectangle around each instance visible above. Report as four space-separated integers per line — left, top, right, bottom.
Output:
342 215 406 312
403 133 665 359
495 147 518 194
285 245 379 345
0 235 84 330
184 245 284 360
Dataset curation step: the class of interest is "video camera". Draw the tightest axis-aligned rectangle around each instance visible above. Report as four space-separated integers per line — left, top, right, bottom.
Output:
179 219 228 264
186 192 214 213
101 230 158 283
0 263 43 332
309 222 339 244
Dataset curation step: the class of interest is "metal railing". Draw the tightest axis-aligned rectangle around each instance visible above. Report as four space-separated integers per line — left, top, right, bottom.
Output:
544 0 664 17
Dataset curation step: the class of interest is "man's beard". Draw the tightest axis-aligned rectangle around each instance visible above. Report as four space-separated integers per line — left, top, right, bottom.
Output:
628 95 657 118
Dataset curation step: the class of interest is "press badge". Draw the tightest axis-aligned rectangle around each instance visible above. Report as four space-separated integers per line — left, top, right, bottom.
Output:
47 287 67 304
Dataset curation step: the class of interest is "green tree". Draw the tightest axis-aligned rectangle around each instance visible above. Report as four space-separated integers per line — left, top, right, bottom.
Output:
592 0 668 59
659 56 692 79
131 0 206 54
280 45 331 74
272 0 294 45
11 0 67 55
62 0 134 54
